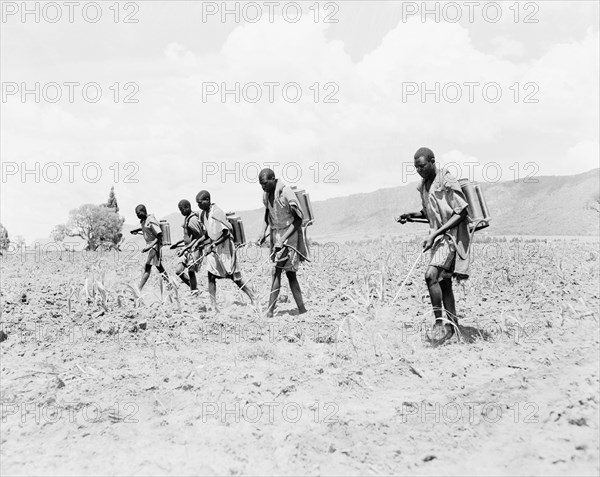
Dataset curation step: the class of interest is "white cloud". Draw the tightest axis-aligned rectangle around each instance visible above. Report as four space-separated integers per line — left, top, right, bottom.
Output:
1 6 598 241
491 36 525 59
165 42 199 67
565 140 600 175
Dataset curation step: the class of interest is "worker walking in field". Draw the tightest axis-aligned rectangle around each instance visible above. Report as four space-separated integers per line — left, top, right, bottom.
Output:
196 190 255 311
257 168 308 318
172 199 207 296
397 147 471 346
130 204 169 291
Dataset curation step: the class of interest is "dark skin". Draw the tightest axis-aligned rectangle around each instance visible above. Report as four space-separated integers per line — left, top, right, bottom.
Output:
196 197 255 311
398 156 467 324
257 172 306 318
131 208 167 291
174 202 198 291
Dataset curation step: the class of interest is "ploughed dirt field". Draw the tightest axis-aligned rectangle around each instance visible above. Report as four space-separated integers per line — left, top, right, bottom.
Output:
1 238 599 476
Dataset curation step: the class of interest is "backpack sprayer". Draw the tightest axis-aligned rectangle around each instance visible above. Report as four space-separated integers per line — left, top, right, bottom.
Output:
398 179 491 232
290 186 315 227
159 220 171 246
458 179 491 232
237 186 315 290
225 213 246 247
391 179 491 304
174 209 257 273
130 217 172 247
290 186 314 256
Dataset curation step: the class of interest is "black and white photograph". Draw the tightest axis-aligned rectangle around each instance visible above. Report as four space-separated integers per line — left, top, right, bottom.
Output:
1 1 599 475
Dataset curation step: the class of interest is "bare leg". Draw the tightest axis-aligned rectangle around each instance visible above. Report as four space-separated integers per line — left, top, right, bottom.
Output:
175 263 191 287
189 271 197 291
138 264 152 290
208 272 218 310
156 265 170 289
424 266 444 320
425 267 455 345
156 263 169 280
234 276 255 304
286 271 306 314
439 278 457 323
267 267 283 318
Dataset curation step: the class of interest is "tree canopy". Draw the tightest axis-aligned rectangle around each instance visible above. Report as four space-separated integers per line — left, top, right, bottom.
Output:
106 186 119 213
0 223 9 251
52 203 125 251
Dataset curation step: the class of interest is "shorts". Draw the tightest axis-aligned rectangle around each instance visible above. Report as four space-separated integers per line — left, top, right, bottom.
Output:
145 247 162 267
270 228 301 272
205 239 241 280
178 249 201 273
429 235 455 279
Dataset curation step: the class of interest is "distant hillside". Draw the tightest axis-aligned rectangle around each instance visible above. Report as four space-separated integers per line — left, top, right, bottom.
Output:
151 169 599 243
480 170 599 236
48 169 596 249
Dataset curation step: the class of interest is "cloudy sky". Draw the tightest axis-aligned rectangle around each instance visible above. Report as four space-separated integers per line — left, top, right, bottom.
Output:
1 0 598 241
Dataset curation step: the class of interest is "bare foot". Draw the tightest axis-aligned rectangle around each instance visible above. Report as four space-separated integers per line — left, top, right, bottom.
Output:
427 320 454 347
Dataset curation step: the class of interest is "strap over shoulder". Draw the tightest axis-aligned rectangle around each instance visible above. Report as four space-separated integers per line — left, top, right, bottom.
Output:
184 211 200 229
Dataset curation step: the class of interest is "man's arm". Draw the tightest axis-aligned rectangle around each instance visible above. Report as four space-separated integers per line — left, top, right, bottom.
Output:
396 210 427 223
170 239 185 250
179 234 209 255
130 228 142 235
422 177 470 250
215 229 229 246
422 208 468 251
142 232 162 253
257 208 270 245
274 207 302 249
274 187 304 248
203 230 230 255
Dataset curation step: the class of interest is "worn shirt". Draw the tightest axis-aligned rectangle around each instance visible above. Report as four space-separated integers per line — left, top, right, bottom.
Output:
202 204 232 241
262 180 309 265
141 214 162 245
182 212 204 244
417 168 471 278
263 180 303 231
417 168 469 231
201 204 240 278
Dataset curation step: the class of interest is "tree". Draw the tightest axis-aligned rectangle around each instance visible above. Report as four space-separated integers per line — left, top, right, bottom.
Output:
0 223 9 251
106 186 119 213
588 193 600 214
52 204 125 251
50 224 70 243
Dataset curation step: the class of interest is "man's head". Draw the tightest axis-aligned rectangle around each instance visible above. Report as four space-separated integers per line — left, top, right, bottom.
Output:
259 168 277 193
196 190 211 211
413 147 436 180
178 199 191 216
135 204 147 221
